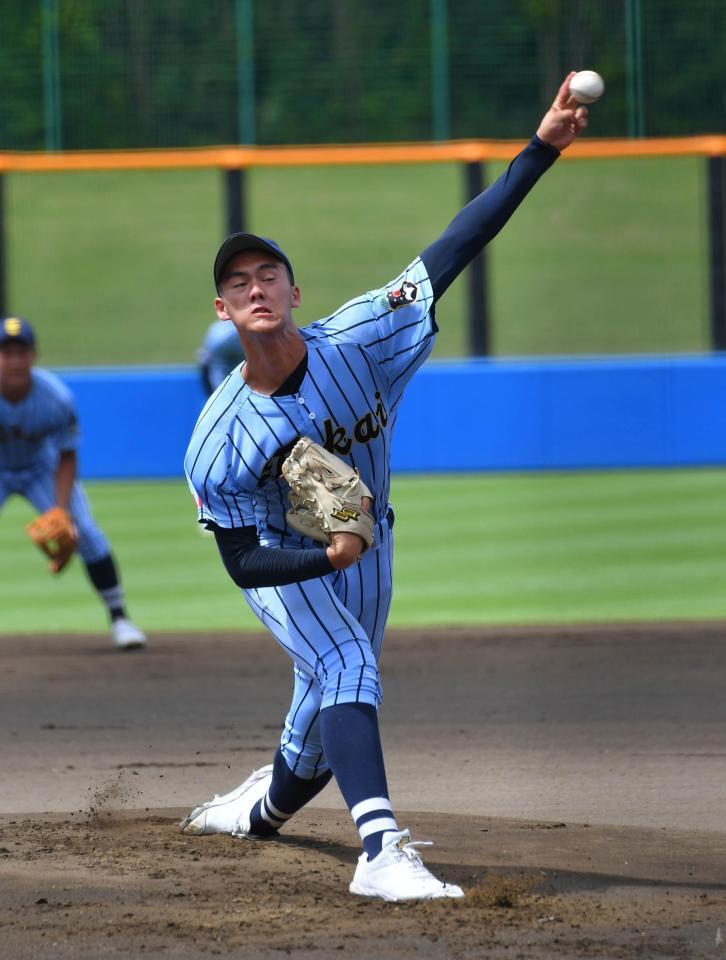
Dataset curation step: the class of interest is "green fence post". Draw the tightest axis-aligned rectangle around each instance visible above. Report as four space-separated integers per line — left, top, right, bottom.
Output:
430 0 450 141
624 0 645 137
227 0 255 237
236 0 256 146
41 0 62 151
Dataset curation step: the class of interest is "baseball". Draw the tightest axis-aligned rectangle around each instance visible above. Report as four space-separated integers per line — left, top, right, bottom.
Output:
569 70 605 104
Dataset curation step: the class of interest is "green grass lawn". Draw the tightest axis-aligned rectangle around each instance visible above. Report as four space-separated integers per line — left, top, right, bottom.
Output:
5 155 707 365
1 469 724 635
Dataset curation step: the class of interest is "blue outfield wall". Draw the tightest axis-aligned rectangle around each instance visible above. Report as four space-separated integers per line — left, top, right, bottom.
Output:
55 355 726 479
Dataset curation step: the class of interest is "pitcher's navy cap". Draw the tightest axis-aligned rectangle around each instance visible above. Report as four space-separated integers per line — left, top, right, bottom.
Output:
214 233 294 291
0 317 35 347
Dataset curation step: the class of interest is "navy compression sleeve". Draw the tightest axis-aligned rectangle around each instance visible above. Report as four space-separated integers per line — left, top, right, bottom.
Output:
213 524 335 589
421 135 559 301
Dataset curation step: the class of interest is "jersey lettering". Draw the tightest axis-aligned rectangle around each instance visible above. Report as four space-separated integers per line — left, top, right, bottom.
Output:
322 392 390 455
0 425 46 443
323 419 352 456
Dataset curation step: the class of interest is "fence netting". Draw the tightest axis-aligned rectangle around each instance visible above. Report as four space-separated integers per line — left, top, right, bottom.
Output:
1 0 724 151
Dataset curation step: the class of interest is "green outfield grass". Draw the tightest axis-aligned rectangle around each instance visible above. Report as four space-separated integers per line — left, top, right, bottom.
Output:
6 155 707 365
1 469 724 635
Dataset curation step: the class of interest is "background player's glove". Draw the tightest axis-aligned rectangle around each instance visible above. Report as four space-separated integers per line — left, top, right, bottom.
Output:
281 437 375 549
26 506 78 574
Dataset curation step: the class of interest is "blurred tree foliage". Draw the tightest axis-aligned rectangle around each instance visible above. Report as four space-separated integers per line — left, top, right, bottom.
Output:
0 0 723 150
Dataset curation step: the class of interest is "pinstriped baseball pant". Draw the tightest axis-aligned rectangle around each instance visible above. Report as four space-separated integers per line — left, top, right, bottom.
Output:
243 522 394 780
0 467 111 563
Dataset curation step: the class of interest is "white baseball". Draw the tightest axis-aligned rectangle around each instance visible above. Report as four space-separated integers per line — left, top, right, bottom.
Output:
569 70 605 104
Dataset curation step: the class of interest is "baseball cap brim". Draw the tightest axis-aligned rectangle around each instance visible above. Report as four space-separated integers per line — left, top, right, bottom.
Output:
213 233 294 290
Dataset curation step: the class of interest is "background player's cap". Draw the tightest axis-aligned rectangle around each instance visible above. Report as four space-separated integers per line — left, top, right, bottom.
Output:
213 233 294 291
0 316 35 348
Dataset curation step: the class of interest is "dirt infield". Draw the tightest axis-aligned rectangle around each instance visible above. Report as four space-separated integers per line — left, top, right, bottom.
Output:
2 624 726 959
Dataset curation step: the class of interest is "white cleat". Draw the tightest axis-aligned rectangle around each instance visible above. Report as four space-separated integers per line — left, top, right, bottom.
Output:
349 829 465 902
179 764 274 837
111 618 147 650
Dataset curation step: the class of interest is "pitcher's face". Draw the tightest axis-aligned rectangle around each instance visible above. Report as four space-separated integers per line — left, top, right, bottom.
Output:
215 250 300 338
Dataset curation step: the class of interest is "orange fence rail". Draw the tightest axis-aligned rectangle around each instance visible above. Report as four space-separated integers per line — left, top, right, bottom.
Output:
0 136 725 173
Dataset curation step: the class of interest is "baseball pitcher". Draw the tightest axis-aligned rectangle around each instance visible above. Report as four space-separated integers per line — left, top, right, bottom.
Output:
182 75 588 900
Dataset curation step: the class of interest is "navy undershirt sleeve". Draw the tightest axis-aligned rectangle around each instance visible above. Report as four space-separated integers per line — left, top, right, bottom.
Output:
213 523 334 589
420 135 560 301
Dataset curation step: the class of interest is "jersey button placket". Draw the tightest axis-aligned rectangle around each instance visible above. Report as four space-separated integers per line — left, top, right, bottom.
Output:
294 395 316 428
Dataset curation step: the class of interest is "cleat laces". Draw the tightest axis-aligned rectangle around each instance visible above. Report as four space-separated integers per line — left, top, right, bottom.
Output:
390 838 438 882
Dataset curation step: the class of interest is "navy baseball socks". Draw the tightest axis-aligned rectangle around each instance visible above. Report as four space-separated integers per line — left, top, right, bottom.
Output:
84 554 147 649
318 702 399 860
180 747 332 838
184 702 397 855
246 747 332 836
179 703 464 898
180 703 396 851
321 703 464 900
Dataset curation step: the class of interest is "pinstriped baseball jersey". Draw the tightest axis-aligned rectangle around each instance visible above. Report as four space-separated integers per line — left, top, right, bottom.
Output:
185 256 434 539
0 368 78 471
0 367 108 562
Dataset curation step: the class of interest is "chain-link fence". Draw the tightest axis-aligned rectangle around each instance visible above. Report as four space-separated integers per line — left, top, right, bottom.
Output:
1 0 724 152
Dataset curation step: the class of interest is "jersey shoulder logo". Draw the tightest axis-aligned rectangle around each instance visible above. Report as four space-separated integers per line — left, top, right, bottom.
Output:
386 281 418 311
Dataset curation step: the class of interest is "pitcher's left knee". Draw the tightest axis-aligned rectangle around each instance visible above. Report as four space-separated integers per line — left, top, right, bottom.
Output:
320 661 381 710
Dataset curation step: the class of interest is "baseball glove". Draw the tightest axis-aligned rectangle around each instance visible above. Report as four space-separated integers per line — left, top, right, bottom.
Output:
281 437 375 549
26 506 78 573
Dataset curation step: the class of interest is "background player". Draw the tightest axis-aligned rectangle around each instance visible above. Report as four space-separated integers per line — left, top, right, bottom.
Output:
0 317 146 650
198 318 246 396
181 75 588 900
